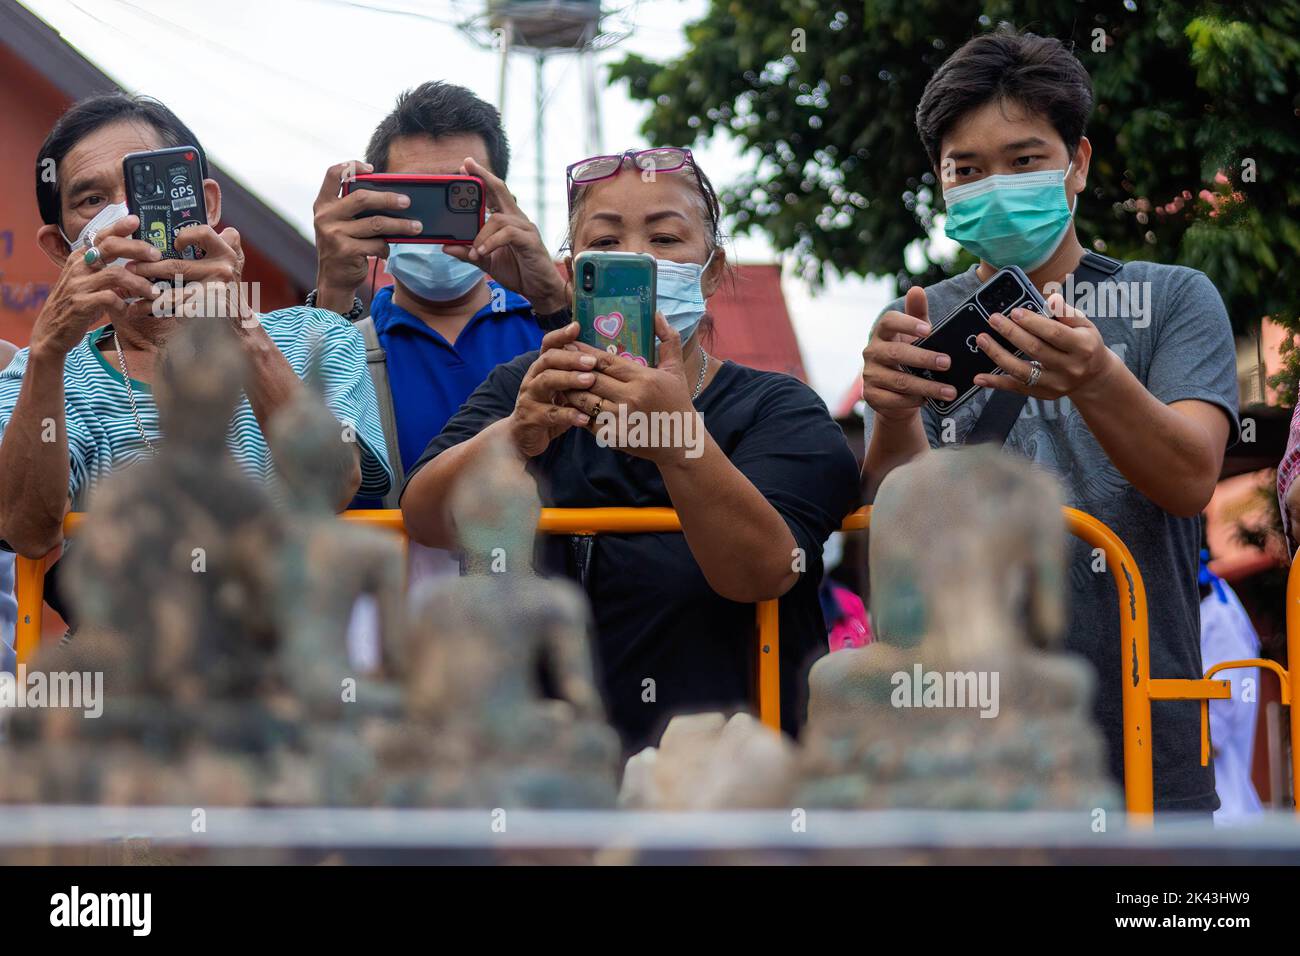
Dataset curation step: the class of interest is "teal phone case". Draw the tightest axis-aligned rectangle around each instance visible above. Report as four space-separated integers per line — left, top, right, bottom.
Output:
573 251 657 367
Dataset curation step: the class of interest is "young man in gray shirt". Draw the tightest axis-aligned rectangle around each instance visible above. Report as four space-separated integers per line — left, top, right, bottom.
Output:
860 30 1238 812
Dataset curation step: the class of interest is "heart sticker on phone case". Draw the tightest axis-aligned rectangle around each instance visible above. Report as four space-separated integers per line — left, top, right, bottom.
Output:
619 352 648 367
594 311 624 339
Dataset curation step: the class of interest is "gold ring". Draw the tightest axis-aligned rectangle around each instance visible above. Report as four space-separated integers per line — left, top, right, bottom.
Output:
590 400 603 418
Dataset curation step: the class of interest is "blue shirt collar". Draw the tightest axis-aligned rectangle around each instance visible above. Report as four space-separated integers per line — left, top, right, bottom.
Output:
371 281 533 338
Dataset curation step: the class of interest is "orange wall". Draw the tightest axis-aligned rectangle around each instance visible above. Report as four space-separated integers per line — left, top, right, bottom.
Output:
0 47 303 349
0 50 64 346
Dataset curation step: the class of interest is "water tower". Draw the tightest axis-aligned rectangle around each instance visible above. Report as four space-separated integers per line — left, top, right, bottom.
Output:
459 0 628 235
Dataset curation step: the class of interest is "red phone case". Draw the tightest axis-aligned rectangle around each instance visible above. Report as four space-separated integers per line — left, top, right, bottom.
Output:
342 173 485 245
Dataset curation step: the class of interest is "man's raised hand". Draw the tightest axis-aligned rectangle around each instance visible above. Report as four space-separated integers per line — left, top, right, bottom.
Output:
860 285 956 421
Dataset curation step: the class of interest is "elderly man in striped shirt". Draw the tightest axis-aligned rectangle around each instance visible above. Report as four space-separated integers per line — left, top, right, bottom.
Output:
0 93 392 581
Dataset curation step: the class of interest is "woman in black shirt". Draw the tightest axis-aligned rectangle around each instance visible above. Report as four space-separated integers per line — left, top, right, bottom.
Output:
401 148 859 753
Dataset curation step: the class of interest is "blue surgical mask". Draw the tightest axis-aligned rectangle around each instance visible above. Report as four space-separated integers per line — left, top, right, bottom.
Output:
656 252 714 342
386 244 483 302
942 164 1076 271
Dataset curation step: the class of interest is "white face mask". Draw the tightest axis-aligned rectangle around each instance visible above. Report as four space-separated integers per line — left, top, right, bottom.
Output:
61 201 132 268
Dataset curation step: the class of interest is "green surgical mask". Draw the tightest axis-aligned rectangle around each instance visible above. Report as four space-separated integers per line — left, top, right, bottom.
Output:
943 164 1076 271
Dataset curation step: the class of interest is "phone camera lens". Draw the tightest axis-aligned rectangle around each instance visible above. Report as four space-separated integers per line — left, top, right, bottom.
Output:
581 264 595 292
977 273 1021 316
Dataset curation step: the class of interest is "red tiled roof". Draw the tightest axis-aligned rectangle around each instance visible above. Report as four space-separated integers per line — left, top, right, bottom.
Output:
834 374 864 419
707 264 807 382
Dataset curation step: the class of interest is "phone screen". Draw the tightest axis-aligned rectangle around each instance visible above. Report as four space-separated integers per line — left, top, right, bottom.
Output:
349 178 483 243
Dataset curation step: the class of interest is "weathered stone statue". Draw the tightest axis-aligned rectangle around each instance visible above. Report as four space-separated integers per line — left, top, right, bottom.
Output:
257 363 411 807
68 318 283 696
0 321 626 833
372 433 621 809
265 369 406 725
4 319 289 808
444 423 544 577
800 447 1119 811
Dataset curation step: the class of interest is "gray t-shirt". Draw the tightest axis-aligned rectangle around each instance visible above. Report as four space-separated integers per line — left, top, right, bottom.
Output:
864 259 1239 810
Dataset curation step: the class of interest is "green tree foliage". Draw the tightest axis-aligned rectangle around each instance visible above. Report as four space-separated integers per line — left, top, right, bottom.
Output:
610 1 1300 397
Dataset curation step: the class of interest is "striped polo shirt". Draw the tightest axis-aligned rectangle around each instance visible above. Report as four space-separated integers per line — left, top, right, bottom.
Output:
0 307 392 507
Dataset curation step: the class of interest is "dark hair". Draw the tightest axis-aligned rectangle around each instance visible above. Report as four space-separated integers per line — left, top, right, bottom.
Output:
915 28 1093 168
365 81 510 178
35 92 207 229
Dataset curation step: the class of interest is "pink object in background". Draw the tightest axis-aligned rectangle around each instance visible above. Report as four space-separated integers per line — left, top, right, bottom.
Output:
1277 401 1300 548
827 585 872 652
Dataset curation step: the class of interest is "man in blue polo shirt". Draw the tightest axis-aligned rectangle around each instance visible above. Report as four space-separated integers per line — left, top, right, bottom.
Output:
309 82 569 510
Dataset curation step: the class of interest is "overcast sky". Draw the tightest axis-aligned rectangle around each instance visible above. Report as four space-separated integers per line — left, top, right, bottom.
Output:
25 0 905 406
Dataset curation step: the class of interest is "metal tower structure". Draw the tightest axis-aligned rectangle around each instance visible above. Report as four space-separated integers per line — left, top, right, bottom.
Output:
459 0 629 236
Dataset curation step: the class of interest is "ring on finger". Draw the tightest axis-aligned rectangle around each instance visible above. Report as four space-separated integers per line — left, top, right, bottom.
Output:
1025 359 1044 389
83 245 104 268
589 399 603 418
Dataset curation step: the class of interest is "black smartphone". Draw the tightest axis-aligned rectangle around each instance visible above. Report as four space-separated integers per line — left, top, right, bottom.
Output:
122 145 208 259
905 265 1052 416
342 174 486 244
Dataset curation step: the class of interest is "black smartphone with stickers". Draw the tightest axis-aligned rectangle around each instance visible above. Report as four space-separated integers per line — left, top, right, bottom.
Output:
122 145 208 259
905 265 1052 416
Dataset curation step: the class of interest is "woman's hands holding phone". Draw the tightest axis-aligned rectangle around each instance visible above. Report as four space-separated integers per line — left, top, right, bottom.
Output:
562 312 696 465
506 322 597 458
443 157 569 315
860 286 957 422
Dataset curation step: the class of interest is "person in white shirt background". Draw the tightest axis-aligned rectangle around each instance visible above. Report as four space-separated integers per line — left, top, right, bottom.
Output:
1198 550 1265 823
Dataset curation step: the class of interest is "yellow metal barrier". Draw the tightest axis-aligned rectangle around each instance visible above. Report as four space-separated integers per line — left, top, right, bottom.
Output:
1150 563 1298 816
1284 558 1300 805
15 508 783 733
15 505 1295 819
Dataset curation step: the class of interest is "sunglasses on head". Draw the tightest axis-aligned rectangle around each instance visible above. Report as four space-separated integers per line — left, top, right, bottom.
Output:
565 147 718 232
